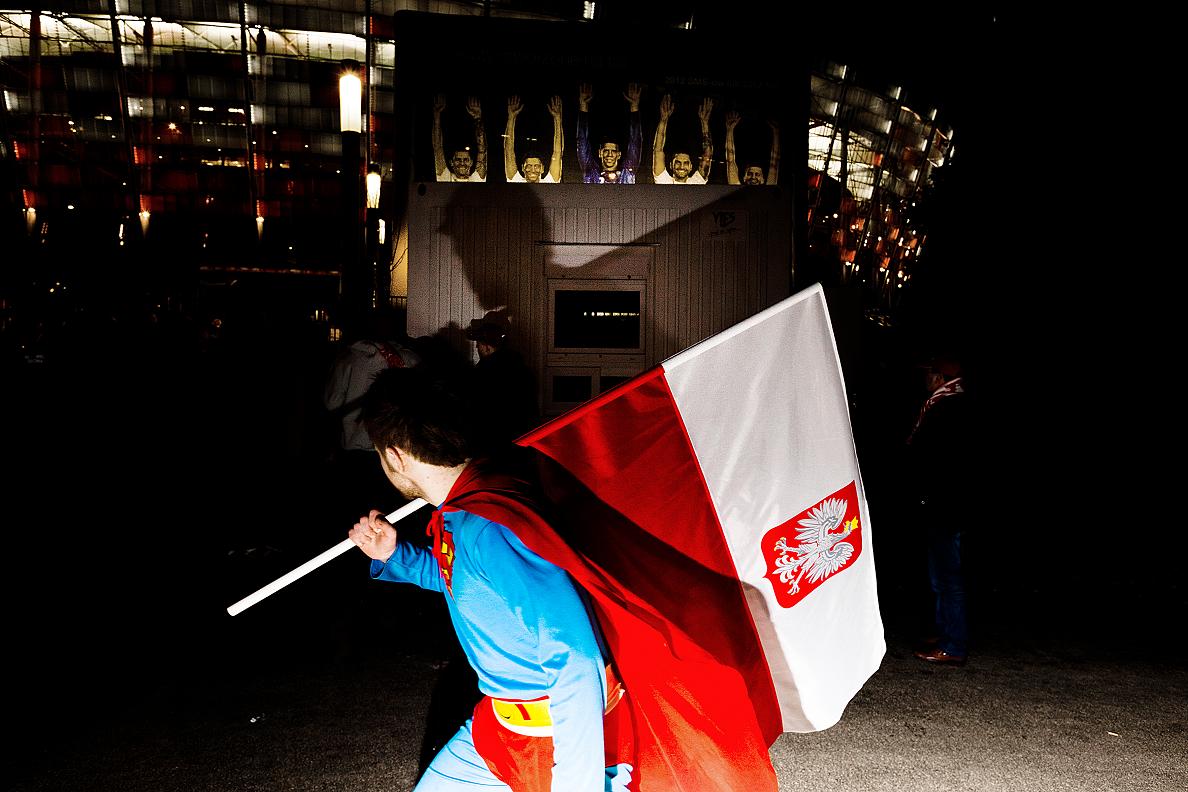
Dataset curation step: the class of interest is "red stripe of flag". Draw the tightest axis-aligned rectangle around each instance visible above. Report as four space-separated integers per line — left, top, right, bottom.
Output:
519 367 781 789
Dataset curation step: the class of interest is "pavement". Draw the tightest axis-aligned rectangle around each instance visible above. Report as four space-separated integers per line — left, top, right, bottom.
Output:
6 326 1187 791
9 575 1186 792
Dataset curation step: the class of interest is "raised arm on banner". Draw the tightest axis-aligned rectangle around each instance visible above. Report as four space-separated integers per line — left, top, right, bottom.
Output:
225 498 428 616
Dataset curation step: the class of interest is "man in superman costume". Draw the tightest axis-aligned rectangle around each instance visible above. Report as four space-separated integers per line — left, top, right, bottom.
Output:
348 367 778 791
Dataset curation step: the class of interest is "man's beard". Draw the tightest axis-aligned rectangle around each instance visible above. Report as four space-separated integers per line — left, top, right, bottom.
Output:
390 472 426 502
380 452 427 501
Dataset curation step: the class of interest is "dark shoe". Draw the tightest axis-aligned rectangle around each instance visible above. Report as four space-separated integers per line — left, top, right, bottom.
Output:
914 647 967 665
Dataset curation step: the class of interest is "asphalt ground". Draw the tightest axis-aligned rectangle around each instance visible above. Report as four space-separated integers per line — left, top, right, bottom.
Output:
9 573 1185 792
6 330 1186 791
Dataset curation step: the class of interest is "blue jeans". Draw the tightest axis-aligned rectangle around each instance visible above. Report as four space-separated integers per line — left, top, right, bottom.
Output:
414 717 633 791
926 528 967 656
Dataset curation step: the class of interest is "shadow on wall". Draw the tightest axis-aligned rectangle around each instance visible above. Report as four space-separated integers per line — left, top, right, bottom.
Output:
410 182 795 421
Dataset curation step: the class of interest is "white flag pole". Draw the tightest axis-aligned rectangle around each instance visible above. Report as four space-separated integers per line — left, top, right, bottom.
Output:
226 498 429 616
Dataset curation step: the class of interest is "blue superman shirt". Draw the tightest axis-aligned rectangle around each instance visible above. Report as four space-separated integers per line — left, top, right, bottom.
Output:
372 509 607 791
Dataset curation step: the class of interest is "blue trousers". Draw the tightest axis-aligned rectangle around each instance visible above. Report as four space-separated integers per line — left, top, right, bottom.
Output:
415 718 511 791
413 717 633 791
926 528 967 656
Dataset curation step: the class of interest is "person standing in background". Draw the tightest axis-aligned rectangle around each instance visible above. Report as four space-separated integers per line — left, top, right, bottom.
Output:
907 354 974 666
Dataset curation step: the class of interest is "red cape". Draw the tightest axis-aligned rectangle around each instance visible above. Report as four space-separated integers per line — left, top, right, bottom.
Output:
436 458 778 792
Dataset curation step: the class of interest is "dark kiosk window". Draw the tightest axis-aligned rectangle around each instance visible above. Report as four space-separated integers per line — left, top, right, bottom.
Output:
552 375 594 403
554 290 641 349
600 376 631 393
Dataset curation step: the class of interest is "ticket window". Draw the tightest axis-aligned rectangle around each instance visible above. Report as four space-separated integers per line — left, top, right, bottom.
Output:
545 279 645 414
549 282 644 355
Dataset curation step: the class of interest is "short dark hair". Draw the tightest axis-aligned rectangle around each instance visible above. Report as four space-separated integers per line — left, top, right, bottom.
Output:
361 366 474 466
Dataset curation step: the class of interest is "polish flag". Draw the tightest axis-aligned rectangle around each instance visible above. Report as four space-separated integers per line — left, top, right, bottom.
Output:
517 283 885 789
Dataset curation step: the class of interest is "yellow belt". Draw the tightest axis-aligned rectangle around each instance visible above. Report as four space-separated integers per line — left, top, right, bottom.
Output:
491 697 553 728
490 664 626 737
490 697 553 737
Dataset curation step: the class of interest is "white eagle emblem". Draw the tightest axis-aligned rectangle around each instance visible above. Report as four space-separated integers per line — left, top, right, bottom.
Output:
771 496 858 597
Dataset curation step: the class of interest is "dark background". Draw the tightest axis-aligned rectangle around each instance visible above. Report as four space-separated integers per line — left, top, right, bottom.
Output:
5 5 1181 765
